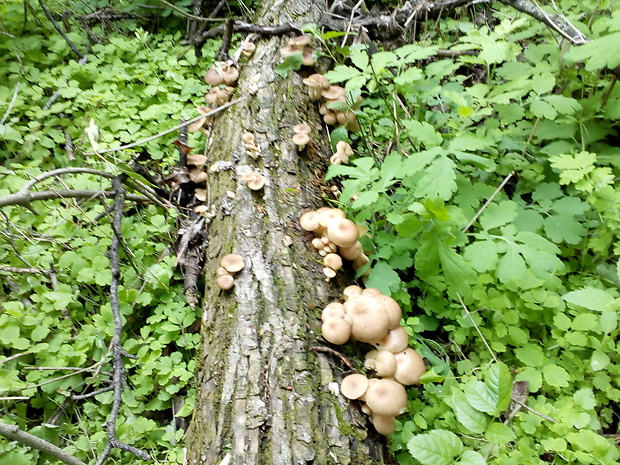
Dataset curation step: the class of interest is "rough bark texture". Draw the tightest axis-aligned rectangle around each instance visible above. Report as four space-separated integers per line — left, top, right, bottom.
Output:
184 0 391 464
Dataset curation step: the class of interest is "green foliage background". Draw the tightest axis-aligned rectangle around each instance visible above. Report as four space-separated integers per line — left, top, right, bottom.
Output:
324 0 620 463
1 0 620 464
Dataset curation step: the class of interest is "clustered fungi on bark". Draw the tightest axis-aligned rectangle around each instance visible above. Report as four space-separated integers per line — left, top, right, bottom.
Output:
320 285 426 435
299 208 369 280
215 253 245 290
302 72 362 131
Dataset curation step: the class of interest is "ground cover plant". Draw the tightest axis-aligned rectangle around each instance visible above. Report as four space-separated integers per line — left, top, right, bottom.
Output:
0 0 619 463
323 0 620 463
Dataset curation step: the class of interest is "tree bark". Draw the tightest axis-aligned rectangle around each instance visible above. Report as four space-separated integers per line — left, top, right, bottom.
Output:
184 0 391 464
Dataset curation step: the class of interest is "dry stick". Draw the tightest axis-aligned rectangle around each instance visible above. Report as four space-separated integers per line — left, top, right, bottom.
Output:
456 294 498 363
310 346 355 372
0 81 20 125
0 265 48 274
155 0 229 21
86 96 248 155
37 0 85 60
0 189 147 209
461 172 514 233
0 422 87 465
95 177 152 465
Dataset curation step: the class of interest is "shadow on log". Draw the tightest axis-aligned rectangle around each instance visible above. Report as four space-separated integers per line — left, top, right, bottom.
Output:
184 0 393 464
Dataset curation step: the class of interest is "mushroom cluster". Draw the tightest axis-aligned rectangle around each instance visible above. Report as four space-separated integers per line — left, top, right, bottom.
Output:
216 254 245 290
330 141 354 165
241 171 266 191
292 123 311 151
299 207 368 280
281 35 314 66
242 132 260 158
239 42 256 59
302 73 362 132
321 285 427 435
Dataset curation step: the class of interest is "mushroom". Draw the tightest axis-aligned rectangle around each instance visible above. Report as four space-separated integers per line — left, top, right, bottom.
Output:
324 253 343 271
372 414 397 436
362 288 382 297
327 218 360 248
222 66 239 85
340 373 369 400
323 112 338 126
321 318 351 345
364 349 379 370
299 211 321 232
373 294 402 329
342 284 363 300
247 173 266 190
344 295 390 343
301 49 315 66
194 205 209 215
302 74 329 100
189 169 208 183
216 274 235 290
374 350 398 377
292 132 310 150
220 254 245 273
293 123 312 135
241 42 256 58
289 35 312 48
323 267 337 279
393 348 426 385
322 85 346 101
339 241 363 260
374 327 409 354
321 302 346 321
204 67 225 86
364 378 408 417
187 154 208 167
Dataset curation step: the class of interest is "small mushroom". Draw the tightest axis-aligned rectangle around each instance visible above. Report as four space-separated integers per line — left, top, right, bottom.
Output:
393 348 426 385
372 414 397 436
289 35 312 48
247 174 266 190
292 132 310 150
343 284 363 300
339 241 363 260
293 123 312 135
324 253 343 271
321 318 351 345
374 327 409 354
204 67 225 86
323 267 337 279
241 42 256 58
364 378 408 417
299 211 321 231
327 218 360 248
340 373 369 400
216 274 235 290
220 254 245 273
187 154 208 167
374 350 398 377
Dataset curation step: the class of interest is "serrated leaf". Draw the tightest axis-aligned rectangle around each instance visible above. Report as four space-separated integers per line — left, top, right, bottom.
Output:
496 243 526 283
274 52 303 78
479 200 517 231
514 344 545 367
564 32 620 71
543 95 581 115
542 364 570 387
531 72 555 95
365 261 401 294
407 430 464 465
323 64 364 83
456 450 487 465
402 120 444 147
463 380 497 413
562 288 618 311
415 155 457 200
543 214 586 244
530 99 557 119
349 48 369 70
351 190 379 208
0 124 24 143
445 390 488 433
463 240 499 273
485 362 512 413
452 151 496 171
485 422 516 444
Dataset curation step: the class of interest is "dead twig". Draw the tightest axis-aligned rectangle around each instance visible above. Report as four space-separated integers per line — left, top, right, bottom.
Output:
310 346 355 372
37 0 86 59
0 81 20 125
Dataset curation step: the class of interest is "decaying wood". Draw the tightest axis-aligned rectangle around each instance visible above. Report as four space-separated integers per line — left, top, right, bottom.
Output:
184 0 391 463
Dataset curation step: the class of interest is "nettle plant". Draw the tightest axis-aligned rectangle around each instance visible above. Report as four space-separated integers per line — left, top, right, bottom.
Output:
323 3 620 465
0 6 218 463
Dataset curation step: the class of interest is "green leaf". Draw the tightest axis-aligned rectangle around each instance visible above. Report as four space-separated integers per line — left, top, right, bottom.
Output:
365 261 401 294
531 72 555 95
408 430 464 465
463 240 498 273
463 380 497 413
562 288 618 311
0 124 23 142
564 32 620 71
456 450 487 465
415 155 457 200
542 364 570 387
445 390 488 433
479 200 517 231
401 120 444 148
274 52 303 78
543 214 586 244
573 388 596 410
323 65 364 83
514 344 545 367
485 422 516 444
485 362 512 413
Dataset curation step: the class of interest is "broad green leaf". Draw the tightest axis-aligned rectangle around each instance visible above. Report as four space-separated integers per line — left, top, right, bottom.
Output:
479 200 517 231
531 72 555 95
456 450 487 465
463 240 499 273
323 64 363 83
562 288 618 311
365 261 401 294
408 430 464 465
445 390 488 433
485 422 516 444
564 32 620 70
0 124 24 142
496 243 526 283
543 214 586 244
573 388 596 410
402 120 444 148
463 380 497 413
415 155 457 200
485 362 512 413
514 344 545 367
590 350 610 371
274 52 303 78
542 364 570 387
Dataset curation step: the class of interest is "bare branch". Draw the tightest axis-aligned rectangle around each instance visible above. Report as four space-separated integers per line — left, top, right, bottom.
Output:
0 264 49 275
37 0 86 59
155 0 230 21
0 189 147 209
0 81 20 125
0 422 87 465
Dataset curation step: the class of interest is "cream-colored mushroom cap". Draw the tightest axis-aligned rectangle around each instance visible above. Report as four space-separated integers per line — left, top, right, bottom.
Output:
342 284 362 300
319 208 346 226
362 288 382 297
321 302 346 321
364 349 379 370
339 241 362 260
394 348 426 385
324 253 343 271
321 318 351 345
336 140 354 157
340 373 368 400
372 414 397 436
364 378 408 417
293 123 312 134
323 267 337 279
292 132 310 149
374 350 397 377
204 67 224 86
247 174 266 190
220 254 245 273
187 154 208 166
373 295 402 329
344 295 390 343
327 218 359 248
216 274 235 290
299 211 321 232
374 327 409 354
289 35 312 47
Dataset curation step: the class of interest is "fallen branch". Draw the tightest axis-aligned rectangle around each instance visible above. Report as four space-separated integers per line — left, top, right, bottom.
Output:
0 422 87 465
0 189 147 209
95 177 152 465
37 0 86 59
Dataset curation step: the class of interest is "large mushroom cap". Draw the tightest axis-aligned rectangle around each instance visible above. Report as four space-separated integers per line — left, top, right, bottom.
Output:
321 318 351 345
339 241 363 260
204 67 225 86
394 348 426 385
342 284 363 300
321 302 346 321
216 274 235 290
220 254 245 273
299 211 321 232
344 295 390 343
372 414 397 436
374 326 409 354
364 379 408 417
374 350 398 377
327 218 359 248
340 373 369 400
373 295 402 329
